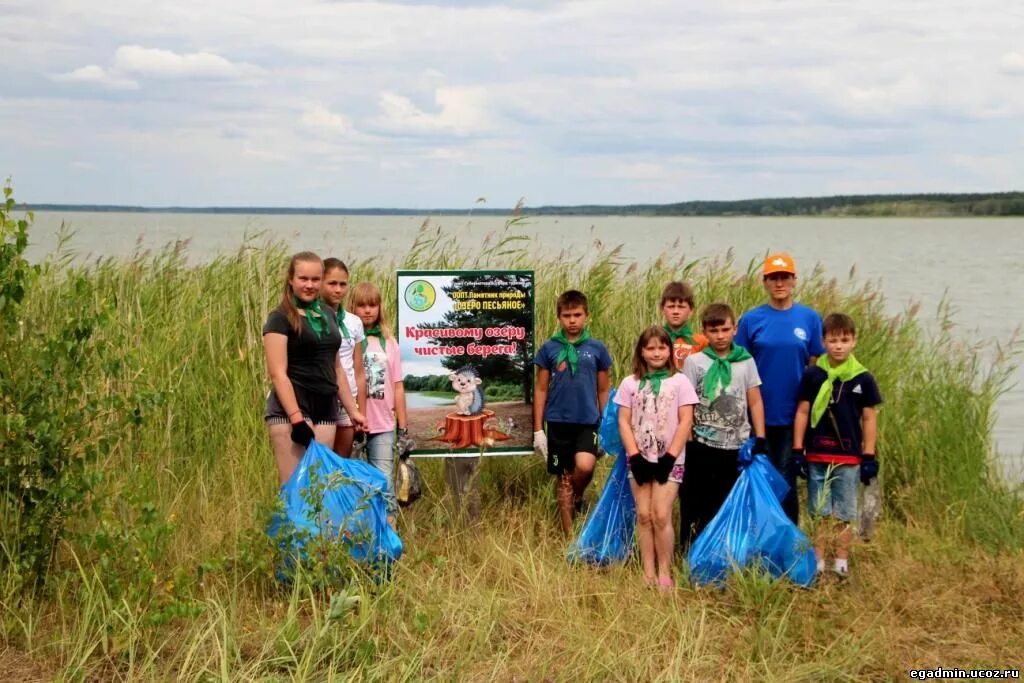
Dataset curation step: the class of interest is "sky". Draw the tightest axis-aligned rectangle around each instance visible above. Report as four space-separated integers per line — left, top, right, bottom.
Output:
3 0 1023 208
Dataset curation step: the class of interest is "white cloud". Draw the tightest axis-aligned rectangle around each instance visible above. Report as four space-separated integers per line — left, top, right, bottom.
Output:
300 104 353 135
375 87 492 134
111 45 248 80
10 0 1024 206
1000 52 1024 75
52 64 138 90
52 45 257 91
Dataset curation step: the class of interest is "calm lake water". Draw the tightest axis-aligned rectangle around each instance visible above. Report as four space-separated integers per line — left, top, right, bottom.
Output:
26 211 1024 481
405 392 455 409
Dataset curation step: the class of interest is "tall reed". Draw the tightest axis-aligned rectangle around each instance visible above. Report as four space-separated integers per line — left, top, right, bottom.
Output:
2 217 1021 680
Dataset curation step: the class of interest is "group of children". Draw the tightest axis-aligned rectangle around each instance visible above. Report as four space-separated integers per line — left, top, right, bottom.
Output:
533 253 882 587
262 250 882 583
262 252 409 520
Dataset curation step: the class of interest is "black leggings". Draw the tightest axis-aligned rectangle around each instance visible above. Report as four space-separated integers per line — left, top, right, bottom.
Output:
765 425 799 524
678 441 739 551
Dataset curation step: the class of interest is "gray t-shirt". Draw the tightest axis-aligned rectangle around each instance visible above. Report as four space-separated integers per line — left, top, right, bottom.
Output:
682 353 762 450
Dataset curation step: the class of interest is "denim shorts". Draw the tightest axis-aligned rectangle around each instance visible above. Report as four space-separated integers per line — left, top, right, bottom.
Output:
807 462 858 522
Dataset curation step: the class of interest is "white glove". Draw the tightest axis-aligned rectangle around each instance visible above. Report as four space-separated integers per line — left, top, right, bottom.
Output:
533 430 548 457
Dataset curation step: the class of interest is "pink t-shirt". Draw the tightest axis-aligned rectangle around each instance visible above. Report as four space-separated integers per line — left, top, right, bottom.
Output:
614 373 698 463
362 336 402 434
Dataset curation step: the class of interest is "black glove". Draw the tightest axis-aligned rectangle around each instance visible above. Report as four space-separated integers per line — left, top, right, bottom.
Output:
788 448 808 480
629 453 653 485
860 454 879 484
752 437 768 457
290 419 315 447
654 453 677 484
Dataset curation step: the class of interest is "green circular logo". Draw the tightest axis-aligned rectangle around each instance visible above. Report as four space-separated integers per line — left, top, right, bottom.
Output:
404 280 436 312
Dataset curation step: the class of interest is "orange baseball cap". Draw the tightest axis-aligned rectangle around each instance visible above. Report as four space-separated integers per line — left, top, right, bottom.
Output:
763 252 796 276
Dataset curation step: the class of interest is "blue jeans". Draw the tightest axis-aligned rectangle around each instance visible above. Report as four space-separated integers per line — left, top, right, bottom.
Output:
365 431 397 514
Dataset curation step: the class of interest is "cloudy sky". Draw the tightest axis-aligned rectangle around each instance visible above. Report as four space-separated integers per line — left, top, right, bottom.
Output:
3 0 1023 207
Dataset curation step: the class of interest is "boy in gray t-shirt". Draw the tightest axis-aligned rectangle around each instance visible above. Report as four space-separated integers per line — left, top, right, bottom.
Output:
679 303 768 548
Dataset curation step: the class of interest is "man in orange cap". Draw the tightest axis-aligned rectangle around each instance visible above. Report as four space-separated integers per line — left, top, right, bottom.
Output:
734 252 825 523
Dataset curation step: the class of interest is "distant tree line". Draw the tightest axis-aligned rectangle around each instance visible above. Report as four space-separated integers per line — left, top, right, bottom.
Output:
23 191 1024 216
524 192 1024 217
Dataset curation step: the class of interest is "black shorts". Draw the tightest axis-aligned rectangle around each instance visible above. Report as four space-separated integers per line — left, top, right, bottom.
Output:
264 385 340 425
546 421 600 474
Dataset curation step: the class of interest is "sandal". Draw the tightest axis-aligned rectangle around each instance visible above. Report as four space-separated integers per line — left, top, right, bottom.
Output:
657 575 675 592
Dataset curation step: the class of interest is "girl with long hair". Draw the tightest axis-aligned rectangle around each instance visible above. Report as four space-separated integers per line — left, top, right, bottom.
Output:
615 325 697 590
320 257 366 457
262 252 365 484
349 281 408 518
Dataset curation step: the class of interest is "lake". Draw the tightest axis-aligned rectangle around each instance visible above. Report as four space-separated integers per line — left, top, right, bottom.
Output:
405 392 455 409
25 211 1024 481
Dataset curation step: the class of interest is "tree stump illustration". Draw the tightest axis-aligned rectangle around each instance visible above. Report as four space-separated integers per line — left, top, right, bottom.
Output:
434 409 511 449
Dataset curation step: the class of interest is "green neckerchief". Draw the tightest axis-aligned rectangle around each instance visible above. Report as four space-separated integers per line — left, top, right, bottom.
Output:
551 327 591 375
701 344 752 400
663 321 696 346
811 354 868 427
334 309 351 340
362 325 386 354
639 368 671 397
293 296 328 338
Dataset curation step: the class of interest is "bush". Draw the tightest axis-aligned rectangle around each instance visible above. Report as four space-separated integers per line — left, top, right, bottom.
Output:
0 181 137 594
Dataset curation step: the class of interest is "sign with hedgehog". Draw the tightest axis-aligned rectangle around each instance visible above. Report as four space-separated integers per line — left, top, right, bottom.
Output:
397 270 535 457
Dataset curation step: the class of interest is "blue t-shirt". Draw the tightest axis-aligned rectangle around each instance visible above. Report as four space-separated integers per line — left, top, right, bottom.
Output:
735 303 825 426
534 337 612 425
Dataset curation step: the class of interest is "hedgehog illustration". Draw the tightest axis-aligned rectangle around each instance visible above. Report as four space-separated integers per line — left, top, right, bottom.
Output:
449 366 485 415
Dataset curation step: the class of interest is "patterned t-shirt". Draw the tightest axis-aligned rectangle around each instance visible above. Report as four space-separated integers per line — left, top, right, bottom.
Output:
613 373 699 463
336 311 365 397
363 336 402 434
683 353 762 450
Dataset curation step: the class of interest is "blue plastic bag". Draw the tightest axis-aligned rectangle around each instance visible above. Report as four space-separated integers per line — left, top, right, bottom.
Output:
568 391 637 566
687 453 816 587
737 438 790 504
597 388 625 459
268 441 403 577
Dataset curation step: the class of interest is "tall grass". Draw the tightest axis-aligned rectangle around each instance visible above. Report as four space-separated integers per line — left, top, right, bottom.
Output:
2 218 1022 680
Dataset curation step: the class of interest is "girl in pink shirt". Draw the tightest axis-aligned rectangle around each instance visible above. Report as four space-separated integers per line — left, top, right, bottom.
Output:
350 282 407 518
615 326 698 590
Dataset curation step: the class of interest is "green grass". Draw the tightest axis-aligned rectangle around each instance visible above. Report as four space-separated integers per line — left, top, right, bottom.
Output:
1 218 1023 680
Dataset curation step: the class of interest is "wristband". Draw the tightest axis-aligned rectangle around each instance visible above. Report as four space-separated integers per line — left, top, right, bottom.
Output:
288 410 303 420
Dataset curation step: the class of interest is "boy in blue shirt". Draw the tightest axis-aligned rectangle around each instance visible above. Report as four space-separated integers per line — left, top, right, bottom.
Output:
533 290 613 534
735 253 825 523
792 313 882 577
